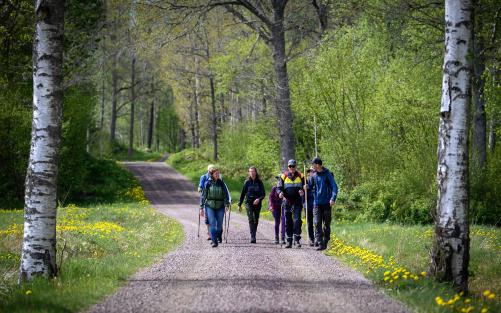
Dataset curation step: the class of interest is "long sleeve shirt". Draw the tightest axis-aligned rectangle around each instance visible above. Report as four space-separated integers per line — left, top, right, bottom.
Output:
238 178 265 206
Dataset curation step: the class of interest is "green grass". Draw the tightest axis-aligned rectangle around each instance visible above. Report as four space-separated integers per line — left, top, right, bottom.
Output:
0 200 183 313
328 222 501 313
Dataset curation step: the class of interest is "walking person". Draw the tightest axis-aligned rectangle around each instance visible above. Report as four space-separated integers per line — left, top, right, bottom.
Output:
303 167 315 246
199 164 216 241
308 157 338 251
269 177 285 244
200 167 230 247
238 167 265 243
277 159 305 248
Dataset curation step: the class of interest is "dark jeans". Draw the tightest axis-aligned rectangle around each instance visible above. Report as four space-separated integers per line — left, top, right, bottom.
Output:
246 203 261 238
271 206 285 240
206 206 225 243
314 204 332 245
282 200 302 242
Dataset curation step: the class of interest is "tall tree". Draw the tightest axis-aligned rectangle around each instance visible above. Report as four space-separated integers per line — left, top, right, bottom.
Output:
19 0 65 282
430 0 472 292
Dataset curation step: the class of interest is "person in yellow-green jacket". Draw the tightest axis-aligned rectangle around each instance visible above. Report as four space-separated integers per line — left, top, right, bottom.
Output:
277 159 305 248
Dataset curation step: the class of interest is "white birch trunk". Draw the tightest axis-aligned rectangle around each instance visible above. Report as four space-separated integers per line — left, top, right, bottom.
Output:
430 0 472 292
19 0 65 283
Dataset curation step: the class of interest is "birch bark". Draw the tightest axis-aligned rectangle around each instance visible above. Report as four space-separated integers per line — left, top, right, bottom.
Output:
430 0 473 292
20 0 65 282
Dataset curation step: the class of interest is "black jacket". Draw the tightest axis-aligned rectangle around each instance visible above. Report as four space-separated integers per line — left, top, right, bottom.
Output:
238 178 265 206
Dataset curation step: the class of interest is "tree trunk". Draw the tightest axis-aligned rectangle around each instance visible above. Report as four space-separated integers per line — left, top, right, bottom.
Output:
430 0 472 293
471 11 487 170
270 2 295 162
220 94 225 124
128 56 136 158
194 55 201 148
209 76 218 161
19 0 65 283
110 53 118 143
147 77 155 151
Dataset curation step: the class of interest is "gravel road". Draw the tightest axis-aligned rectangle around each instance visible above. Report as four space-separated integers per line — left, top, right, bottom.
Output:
87 162 408 313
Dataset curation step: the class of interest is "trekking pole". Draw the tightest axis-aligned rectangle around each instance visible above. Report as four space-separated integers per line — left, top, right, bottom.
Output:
303 162 310 245
225 202 232 243
223 205 227 242
197 207 201 238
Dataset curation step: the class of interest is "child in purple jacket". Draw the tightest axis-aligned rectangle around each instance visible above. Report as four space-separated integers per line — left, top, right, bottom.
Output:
269 177 285 244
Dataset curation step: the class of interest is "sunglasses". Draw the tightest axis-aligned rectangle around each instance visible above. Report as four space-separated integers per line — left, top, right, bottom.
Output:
288 165 296 168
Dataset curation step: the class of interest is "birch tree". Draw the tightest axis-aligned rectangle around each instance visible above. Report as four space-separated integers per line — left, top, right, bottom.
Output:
430 0 473 292
19 0 65 282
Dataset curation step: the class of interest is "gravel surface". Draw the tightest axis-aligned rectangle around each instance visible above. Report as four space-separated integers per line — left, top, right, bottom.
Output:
87 162 409 313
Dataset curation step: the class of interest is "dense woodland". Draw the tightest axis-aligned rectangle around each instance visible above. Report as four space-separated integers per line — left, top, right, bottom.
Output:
1 0 500 227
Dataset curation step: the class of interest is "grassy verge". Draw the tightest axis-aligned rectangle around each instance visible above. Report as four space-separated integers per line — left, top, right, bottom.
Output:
328 222 500 313
0 180 183 313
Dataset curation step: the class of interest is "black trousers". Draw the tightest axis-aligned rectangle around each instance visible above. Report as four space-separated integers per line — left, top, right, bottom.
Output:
245 203 261 238
313 204 332 245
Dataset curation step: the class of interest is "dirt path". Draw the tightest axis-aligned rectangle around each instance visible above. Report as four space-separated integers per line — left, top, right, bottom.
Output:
87 162 408 313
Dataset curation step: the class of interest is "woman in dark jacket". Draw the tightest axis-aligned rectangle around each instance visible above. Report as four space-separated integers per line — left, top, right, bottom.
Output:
200 168 230 247
238 166 265 243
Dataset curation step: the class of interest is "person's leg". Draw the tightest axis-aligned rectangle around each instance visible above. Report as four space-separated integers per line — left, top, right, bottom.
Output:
292 202 302 246
246 203 257 242
322 204 332 248
205 206 211 240
284 202 293 247
272 206 280 242
215 208 225 245
313 205 322 246
206 207 218 246
280 206 286 243
253 205 261 242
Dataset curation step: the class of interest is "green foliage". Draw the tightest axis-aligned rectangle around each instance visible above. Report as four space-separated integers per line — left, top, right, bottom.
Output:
218 120 280 180
330 222 501 312
291 18 440 225
0 90 31 208
0 201 183 313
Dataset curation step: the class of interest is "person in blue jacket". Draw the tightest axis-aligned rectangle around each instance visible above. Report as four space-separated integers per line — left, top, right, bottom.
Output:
199 164 216 241
308 157 338 251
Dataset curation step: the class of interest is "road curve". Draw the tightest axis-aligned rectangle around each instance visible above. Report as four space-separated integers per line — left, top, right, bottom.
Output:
87 162 408 313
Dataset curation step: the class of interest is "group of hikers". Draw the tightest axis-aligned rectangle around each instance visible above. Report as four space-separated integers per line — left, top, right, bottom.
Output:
198 157 338 250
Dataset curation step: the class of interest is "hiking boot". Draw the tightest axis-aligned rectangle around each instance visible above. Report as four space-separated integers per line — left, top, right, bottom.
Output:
309 240 315 247
250 238 256 244
316 245 325 251
211 241 218 248
314 241 319 247
295 240 301 248
217 237 222 243
285 241 292 248
274 237 279 244
281 239 286 245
